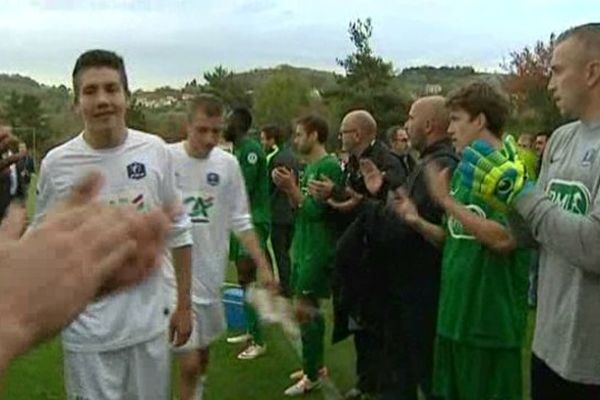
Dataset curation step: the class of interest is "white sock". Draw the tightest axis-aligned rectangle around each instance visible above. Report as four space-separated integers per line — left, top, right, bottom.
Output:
194 375 206 400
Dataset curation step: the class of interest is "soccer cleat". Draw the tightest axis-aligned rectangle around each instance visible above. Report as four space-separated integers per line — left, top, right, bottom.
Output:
237 343 267 360
289 367 329 381
226 333 252 344
284 376 322 396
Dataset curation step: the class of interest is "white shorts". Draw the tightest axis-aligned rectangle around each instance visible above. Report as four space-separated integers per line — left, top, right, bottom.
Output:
64 334 170 400
170 302 227 352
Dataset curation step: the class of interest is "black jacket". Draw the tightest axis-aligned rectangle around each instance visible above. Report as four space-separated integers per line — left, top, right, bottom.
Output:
332 140 409 342
332 140 407 231
380 138 458 287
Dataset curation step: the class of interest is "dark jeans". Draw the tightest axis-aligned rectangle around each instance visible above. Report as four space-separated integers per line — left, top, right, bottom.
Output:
379 285 440 400
271 223 293 297
354 328 385 394
532 354 600 399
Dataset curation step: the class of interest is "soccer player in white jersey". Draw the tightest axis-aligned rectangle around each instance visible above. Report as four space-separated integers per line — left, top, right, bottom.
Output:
167 94 275 400
33 49 193 400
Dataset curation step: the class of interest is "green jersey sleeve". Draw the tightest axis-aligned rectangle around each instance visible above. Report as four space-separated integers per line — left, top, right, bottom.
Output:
300 156 343 219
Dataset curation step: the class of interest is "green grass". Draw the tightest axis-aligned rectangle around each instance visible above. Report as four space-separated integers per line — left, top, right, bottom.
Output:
0 289 356 400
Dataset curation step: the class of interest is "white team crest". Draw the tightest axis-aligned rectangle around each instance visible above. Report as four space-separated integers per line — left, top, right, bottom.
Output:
247 152 258 165
448 204 486 240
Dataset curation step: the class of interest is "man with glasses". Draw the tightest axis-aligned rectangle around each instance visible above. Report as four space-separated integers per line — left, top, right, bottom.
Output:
387 126 416 175
310 110 408 399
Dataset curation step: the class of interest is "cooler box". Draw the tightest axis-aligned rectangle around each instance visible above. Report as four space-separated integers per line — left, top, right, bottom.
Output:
222 286 247 331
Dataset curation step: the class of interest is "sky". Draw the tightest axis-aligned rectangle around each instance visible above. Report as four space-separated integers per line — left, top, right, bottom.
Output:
0 0 596 89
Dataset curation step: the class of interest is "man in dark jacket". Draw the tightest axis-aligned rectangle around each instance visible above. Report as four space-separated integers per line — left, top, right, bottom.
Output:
375 96 457 400
16 142 35 199
309 110 408 399
0 125 25 221
261 124 301 297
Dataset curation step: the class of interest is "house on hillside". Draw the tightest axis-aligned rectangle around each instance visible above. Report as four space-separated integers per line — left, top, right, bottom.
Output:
424 84 443 95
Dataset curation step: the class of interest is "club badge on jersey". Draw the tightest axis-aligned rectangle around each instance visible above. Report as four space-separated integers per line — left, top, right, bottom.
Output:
207 172 220 187
581 149 596 167
127 162 147 180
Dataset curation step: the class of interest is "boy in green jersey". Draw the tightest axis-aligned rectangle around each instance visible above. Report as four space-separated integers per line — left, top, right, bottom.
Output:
272 115 343 396
224 107 272 360
394 82 528 400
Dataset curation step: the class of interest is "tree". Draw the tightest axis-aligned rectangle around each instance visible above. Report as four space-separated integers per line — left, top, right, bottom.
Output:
203 65 251 108
3 91 44 130
502 34 565 133
126 99 147 131
253 70 314 131
335 18 394 90
325 18 409 144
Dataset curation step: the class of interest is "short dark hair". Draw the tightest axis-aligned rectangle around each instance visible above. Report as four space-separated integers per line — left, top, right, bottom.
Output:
187 94 224 120
446 81 509 136
72 49 130 102
536 131 550 138
261 124 282 142
231 107 253 132
556 23 600 55
296 115 329 144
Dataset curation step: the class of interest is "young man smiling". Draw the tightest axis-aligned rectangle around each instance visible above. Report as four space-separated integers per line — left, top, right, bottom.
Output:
34 49 193 399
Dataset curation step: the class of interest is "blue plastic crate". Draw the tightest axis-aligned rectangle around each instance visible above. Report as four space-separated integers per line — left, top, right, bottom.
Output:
222 286 247 331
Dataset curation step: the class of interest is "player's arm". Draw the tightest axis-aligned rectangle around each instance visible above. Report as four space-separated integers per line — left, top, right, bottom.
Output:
510 133 600 274
235 230 274 284
171 244 192 310
515 190 600 274
272 166 303 208
441 196 516 254
393 189 446 248
303 161 343 217
231 160 275 285
160 147 193 345
425 164 515 253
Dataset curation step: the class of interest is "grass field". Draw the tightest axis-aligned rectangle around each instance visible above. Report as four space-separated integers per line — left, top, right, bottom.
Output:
0 176 535 399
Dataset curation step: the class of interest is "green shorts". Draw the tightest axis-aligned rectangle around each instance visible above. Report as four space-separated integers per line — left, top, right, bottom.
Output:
433 336 523 400
291 260 332 299
229 223 270 263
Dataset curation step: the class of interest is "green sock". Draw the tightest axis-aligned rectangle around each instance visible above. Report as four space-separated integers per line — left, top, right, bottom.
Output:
244 297 263 346
301 304 325 381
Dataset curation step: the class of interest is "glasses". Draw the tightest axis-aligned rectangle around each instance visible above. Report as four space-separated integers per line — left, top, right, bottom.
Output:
340 129 358 136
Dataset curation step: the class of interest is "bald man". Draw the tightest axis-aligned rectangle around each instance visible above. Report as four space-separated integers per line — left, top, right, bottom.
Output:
371 96 458 400
310 109 408 399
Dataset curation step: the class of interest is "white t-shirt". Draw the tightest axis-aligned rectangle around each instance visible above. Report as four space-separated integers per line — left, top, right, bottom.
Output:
33 129 192 352
164 143 252 304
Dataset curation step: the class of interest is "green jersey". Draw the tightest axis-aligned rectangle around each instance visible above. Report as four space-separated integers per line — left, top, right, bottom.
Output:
437 170 528 348
234 136 271 226
291 154 343 298
517 147 539 181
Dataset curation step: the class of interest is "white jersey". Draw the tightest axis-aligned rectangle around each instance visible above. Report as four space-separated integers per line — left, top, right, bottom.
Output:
164 143 252 304
33 130 192 352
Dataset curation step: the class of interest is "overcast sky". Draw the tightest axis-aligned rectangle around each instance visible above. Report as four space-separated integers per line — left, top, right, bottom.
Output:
0 0 596 89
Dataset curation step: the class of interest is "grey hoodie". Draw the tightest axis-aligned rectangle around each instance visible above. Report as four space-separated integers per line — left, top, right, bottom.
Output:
514 119 600 384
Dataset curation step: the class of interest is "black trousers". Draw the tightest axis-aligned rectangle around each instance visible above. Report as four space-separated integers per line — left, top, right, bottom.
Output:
354 328 385 394
532 354 600 399
271 223 293 297
379 284 440 400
